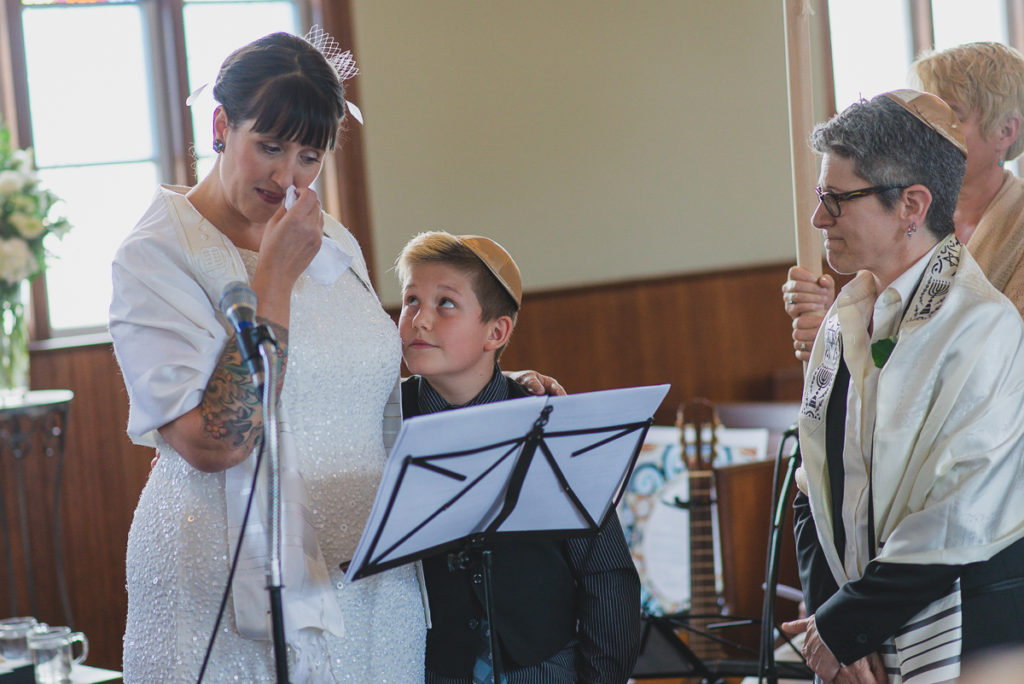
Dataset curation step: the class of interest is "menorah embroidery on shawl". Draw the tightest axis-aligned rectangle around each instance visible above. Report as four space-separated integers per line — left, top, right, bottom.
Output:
907 239 960 324
907 280 952 323
801 364 834 421
801 318 841 421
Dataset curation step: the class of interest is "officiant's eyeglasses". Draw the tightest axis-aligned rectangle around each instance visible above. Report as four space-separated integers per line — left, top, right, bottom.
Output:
815 185 906 218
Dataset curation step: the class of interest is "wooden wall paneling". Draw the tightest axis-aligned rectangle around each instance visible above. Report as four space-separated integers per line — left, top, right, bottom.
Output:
0 405 66 622
498 264 802 425
27 343 152 671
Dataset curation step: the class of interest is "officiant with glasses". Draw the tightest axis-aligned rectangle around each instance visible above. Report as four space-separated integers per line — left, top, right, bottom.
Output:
780 90 1024 684
784 42 1024 359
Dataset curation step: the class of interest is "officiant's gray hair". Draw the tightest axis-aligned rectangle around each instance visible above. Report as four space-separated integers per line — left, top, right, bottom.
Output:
810 94 966 239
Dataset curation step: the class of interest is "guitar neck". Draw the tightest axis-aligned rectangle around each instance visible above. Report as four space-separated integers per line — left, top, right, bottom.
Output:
688 468 723 660
688 469 718 615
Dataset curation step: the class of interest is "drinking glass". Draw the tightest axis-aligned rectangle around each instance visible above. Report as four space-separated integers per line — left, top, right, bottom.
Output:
0 617 45 665
27 627 87 684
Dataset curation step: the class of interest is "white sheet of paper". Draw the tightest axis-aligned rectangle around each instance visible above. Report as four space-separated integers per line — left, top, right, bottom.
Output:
345 383 670 581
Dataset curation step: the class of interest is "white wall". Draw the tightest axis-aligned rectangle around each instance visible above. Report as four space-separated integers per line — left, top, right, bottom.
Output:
351 0 809 306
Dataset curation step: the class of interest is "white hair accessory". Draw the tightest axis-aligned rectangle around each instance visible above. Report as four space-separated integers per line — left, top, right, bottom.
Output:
185 83 208 107
186 26 365 125
303 25 364 125
303 25 358 82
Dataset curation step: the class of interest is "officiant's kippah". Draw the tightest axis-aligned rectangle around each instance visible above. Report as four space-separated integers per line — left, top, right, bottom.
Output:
458 236 523 308
882 89 968 156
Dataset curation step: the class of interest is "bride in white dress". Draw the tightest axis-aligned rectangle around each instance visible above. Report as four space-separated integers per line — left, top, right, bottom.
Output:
109 31 426 682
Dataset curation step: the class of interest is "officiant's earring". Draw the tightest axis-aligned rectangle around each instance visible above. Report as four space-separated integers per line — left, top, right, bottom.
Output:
213 139 225 154
906 222 916 238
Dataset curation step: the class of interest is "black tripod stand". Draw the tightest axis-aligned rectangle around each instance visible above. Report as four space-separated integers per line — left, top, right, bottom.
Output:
757 426 806 684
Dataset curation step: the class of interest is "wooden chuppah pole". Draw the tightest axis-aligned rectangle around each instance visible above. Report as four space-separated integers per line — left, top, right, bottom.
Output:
783 0 821 279
759 14 822 677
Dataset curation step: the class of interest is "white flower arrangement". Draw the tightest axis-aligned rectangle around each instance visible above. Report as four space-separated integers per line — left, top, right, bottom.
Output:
0 122 71 299
0 123 70 388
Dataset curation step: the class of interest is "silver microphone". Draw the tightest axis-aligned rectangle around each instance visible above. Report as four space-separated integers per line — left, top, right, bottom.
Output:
219 281 263 386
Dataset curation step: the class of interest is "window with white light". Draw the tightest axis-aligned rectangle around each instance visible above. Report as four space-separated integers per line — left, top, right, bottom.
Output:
828 0 1019 175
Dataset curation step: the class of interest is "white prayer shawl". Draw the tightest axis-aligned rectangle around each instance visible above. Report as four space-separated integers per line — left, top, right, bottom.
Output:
110 186 405 667
798 235 1024 683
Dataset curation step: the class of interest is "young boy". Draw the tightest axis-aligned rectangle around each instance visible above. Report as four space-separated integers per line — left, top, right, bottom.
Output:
395 231 642 684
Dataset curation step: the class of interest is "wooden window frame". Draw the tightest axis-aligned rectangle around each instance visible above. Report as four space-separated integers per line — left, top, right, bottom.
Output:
821 0 1024 118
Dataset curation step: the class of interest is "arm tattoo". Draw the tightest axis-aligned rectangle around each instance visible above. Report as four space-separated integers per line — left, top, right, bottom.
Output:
199 320 289 448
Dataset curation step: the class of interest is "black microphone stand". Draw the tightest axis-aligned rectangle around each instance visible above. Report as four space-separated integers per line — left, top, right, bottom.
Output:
758 426 801 684
242 324 290 683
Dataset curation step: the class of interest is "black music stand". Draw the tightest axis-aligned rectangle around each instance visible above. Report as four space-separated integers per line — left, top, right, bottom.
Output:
631 426 813 683
345 384 670 681
758 428 806 684
632 611 813 682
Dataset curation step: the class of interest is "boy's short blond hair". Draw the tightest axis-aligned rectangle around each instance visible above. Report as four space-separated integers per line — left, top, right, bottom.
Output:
911 42 1024 160
395 231 520 327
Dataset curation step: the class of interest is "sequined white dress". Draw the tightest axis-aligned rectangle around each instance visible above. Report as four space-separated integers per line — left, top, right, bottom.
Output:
111 189 425 683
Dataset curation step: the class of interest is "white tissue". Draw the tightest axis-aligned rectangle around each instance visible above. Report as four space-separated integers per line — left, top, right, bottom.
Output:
281 185 354 285
306 237 354 286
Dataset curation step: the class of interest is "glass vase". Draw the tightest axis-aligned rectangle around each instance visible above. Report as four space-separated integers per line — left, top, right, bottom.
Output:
0 291 29 396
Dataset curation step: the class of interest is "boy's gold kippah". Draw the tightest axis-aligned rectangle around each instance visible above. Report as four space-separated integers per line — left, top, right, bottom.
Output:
458 235 523 308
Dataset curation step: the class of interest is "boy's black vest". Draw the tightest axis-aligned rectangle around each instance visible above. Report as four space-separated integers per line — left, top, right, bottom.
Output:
401 376 578 675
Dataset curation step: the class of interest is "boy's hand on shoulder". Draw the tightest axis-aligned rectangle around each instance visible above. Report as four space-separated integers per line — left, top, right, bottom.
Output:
506 369 566 396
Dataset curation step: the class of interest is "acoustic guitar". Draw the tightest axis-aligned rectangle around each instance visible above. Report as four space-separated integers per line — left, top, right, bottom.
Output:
678 399 725 662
